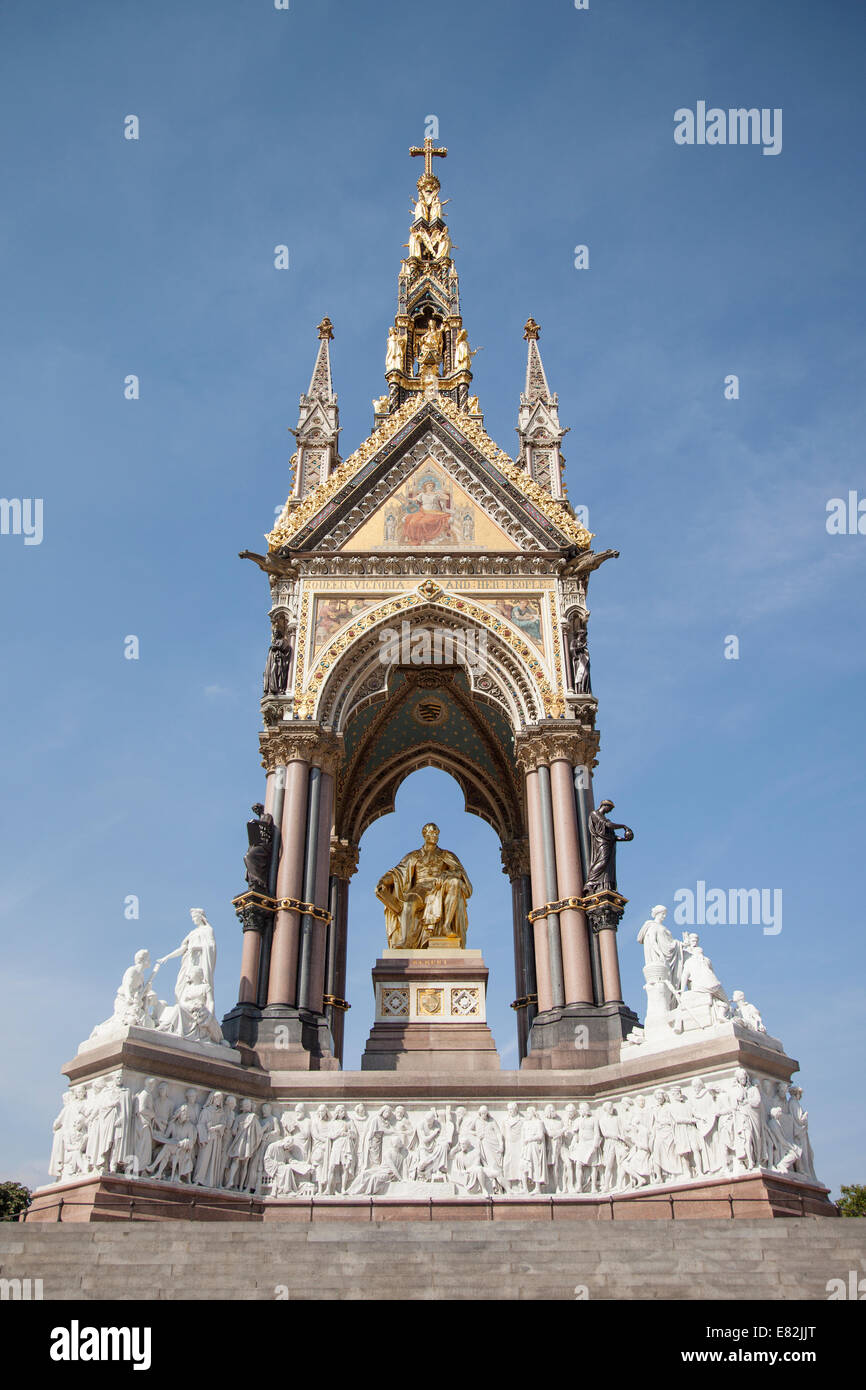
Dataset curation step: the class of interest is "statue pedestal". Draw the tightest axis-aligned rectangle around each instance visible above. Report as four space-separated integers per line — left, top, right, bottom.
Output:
361 949 500 1072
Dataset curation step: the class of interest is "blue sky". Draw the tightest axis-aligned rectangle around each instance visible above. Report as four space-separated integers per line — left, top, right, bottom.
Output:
1 0 863 1196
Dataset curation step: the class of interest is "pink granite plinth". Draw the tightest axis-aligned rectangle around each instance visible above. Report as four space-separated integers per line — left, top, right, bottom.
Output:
24 1171 837 1223
361 950 500 1071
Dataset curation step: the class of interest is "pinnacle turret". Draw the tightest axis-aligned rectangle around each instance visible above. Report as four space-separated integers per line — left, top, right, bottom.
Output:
290 318 340 500
516 318 568 498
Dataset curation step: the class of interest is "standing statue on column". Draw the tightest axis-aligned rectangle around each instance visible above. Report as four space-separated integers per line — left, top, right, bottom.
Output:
569 625 592 694
244 803 275 895
263 623 292 696
582 800 634 894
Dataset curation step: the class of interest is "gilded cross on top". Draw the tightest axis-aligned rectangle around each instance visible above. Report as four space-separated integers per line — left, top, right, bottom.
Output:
409 135 448 178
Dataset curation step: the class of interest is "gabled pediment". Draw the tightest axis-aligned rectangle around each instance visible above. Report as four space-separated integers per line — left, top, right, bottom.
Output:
294 401 338 437
269 397 590 554
520 400 565 444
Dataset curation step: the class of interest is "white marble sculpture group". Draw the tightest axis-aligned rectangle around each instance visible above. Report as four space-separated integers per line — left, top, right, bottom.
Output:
48 1071 816 1199
45 900 819 1202
627 905 770 1047
85 910 228 1050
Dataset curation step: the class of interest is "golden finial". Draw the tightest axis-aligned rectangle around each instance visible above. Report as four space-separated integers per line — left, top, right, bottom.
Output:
317 317 334 341
523 317 541 341
409 135 448 179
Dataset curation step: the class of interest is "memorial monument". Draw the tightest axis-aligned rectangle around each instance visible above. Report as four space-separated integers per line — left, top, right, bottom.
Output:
28 138 834 1221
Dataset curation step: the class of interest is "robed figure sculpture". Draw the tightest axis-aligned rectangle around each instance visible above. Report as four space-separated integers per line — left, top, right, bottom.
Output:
244 803 275 895
263 626 292 696
582 799 634 894
376 822 472 950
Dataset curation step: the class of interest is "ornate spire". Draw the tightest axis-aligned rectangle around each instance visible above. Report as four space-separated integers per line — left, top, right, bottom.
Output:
516 318 568 499
523 317 552 402
290 319 340 501
375 137 482 425
308 317 335 399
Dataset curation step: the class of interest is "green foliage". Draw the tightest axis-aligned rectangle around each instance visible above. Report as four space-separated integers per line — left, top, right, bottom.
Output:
0 1181 32 1222
837 1184 866 1218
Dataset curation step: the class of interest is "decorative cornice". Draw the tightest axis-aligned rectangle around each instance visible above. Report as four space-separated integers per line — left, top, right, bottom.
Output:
298 554 563 578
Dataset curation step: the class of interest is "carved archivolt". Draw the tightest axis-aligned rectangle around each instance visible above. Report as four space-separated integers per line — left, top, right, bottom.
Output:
310 596 550 729
338 740 522 846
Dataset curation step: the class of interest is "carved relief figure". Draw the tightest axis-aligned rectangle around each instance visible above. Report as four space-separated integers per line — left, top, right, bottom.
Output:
50 1081 820 1201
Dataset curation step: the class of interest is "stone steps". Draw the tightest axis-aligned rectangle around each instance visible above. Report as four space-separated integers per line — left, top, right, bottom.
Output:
3 1219 863 1300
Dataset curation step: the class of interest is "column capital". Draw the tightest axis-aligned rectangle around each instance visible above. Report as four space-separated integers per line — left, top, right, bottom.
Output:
232 893 276 934
582 890 628 933
500 837 530 879
259 726 319 771
310 729 344 776
514 722 599 773
330 838 360 880
259 723 343 773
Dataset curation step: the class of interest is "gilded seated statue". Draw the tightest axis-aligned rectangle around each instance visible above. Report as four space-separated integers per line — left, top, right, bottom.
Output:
376 822 472 950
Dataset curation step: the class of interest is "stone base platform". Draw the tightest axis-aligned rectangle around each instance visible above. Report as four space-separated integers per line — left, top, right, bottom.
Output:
361 949 499 1071
524 1001 641 1069
6 1217 864 1301
25 1170 836 1223
221 1003 341 1073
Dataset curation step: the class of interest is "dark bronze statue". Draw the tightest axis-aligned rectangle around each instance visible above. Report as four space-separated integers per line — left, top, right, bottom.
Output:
569 625 591 694
263 626 292 696
583 799 633 894
244 803 275 895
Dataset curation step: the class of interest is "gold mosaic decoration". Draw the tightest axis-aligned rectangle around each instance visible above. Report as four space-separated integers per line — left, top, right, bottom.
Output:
547 588 566 705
